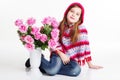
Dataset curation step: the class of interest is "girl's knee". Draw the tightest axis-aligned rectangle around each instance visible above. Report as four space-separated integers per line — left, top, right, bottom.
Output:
47 69 58 76
45 66 60 76
44 54 62 76
72 66 81 76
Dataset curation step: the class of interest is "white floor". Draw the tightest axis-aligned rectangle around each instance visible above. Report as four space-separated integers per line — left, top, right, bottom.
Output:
0 41 120 80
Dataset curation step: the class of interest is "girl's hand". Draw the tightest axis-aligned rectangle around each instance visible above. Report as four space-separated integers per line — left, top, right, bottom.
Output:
87 61 103 69
89 64 103 69
59 52 70 65
56 50 70 65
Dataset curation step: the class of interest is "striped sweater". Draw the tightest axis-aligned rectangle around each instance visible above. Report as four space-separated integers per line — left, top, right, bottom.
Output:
56 25 92 66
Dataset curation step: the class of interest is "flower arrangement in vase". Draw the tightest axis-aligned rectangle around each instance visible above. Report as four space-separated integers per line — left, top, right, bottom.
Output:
15 16 59 76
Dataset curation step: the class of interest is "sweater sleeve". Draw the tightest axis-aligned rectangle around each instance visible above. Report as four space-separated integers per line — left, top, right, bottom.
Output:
50 41 64 54
82 26 92 62
85 44 92 62
78 25 92 62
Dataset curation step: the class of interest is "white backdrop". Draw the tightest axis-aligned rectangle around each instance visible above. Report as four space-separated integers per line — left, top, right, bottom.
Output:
0 0 120 73
0 0 120 80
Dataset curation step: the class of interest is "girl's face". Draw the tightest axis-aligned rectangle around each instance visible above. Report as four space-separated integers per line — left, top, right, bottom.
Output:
67 6 81 24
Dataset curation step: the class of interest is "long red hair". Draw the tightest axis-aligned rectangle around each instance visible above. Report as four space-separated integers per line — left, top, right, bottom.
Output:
59 2 84 43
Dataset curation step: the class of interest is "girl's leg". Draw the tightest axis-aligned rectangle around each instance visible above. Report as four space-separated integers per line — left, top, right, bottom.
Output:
25 53 62 76
40 53 62 76
57 60 81 76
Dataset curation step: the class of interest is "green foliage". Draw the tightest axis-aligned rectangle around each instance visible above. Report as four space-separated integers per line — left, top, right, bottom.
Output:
41 24 52 40
34 39 48 50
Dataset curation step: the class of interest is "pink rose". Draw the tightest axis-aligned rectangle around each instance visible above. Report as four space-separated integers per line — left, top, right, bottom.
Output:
15 19 23 27
24 35 34 44
41 16 52 25
31 27 40 35
19 25 27 33
39 34 47 43
48 39 58 49
51 29 59 41
25 43 35 51
51 19 59 28
34 33 41 40
27 17 36 26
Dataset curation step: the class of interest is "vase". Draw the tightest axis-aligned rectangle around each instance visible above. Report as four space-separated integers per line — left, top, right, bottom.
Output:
29 48 42 76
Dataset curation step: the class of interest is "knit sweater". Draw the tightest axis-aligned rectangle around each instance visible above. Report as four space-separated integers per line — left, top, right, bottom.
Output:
56 25 92 66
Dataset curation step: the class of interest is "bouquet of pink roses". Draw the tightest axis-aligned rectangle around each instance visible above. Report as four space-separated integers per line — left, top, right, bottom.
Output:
15 16 59 51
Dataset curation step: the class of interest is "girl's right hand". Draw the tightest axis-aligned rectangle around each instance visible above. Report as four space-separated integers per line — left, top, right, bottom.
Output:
56 50 70 65
59 52 70 65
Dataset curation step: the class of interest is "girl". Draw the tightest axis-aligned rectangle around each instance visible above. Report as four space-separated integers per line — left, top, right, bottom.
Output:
25 2 103 77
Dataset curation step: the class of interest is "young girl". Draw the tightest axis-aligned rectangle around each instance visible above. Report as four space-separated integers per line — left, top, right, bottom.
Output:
25 2 103 76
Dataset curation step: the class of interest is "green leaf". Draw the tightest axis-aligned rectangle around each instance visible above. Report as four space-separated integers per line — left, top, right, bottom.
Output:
27 26 32 35
41 43 48 50
41 25 52 35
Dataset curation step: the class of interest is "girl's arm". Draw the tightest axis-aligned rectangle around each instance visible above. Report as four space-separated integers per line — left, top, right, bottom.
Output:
80 25 103 69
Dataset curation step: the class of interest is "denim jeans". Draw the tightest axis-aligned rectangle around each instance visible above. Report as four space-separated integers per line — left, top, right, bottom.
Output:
25 53 81 76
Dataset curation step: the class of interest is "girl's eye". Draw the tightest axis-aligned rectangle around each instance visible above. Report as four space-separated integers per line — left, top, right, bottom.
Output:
70 10 74 13
76 13 80 16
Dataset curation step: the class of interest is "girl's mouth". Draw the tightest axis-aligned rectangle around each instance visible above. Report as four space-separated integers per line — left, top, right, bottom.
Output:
70 16 75 20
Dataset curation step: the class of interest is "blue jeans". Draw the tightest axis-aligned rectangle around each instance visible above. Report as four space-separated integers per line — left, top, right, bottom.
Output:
25 53 81 76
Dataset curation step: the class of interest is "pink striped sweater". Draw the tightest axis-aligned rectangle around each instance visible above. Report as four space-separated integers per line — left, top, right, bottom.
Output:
56 25 92 66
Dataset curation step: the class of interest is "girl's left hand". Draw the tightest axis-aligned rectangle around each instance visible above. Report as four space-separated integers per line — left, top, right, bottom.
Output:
87 61 103 69
88 64 103 69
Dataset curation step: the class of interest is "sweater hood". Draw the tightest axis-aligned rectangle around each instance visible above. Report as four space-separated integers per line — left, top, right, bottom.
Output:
64 2 84 25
